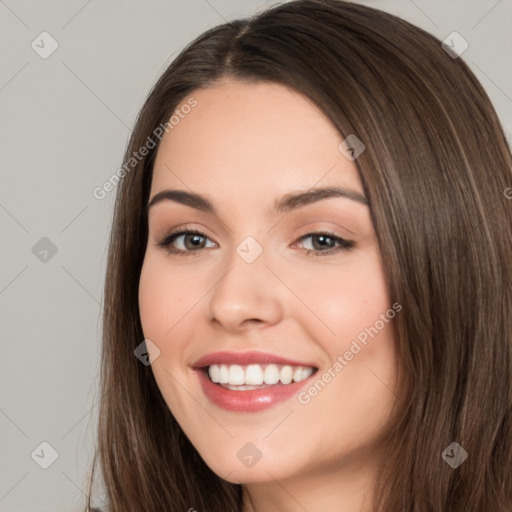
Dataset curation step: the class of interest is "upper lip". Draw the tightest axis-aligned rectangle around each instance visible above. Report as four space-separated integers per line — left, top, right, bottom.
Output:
192 350 318 369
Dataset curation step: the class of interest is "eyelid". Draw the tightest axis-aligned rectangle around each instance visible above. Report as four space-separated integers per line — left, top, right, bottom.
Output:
155 223 215 241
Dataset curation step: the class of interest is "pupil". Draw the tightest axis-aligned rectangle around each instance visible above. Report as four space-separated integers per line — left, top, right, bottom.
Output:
186 234 204 249
314 234 333 250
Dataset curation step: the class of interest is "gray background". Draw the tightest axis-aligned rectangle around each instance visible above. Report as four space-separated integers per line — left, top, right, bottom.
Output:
1 0 511 510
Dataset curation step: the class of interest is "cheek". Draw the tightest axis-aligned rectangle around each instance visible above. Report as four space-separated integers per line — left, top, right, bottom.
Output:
139 260 164 338
138 255 189 341
289 249 391 346
138 256 195 414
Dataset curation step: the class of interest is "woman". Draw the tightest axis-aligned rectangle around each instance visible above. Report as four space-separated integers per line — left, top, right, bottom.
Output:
86 1 512 510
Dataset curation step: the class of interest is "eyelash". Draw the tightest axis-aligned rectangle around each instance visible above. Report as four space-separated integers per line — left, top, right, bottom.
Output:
155 225 355 257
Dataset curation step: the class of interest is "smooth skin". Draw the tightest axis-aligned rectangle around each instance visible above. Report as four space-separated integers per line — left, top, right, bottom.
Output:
138 79 399 512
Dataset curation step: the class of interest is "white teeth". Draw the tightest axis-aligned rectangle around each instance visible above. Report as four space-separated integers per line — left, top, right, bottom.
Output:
245 364 264 385
229 365 245 385
209 364 220 383
219 364 229 384
280 365 293 385
207 363 315 387
264 364 280 385
300 367 314 380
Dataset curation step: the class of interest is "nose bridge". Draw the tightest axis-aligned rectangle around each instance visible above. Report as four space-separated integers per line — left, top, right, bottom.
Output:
207 233 282 329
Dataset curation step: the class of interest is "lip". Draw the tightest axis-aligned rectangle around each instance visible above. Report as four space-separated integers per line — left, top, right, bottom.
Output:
192 351 318 413
195 368 317 412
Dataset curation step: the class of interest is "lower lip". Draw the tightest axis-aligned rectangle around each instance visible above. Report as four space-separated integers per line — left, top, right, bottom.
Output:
196 369 315 412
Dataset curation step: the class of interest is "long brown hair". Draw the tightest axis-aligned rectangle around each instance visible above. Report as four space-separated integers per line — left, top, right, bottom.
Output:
86 1 512 510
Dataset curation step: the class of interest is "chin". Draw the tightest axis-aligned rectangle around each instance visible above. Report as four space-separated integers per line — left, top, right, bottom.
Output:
195 445 292 484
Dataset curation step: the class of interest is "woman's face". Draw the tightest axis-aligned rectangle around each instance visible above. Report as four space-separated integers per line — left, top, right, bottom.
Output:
139 79 398 487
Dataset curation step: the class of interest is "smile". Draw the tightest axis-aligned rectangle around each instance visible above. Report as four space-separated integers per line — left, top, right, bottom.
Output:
192 351 319 412
207 363 315 389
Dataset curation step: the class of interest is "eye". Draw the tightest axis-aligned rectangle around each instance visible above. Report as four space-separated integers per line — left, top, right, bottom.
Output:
155 227 354 257
295 232 354 256
156 227 215 257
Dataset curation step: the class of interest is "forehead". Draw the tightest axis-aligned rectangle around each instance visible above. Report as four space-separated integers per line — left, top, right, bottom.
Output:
151 79 364 201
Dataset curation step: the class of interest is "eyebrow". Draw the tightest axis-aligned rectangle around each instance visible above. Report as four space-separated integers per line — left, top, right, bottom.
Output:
146 185 369 215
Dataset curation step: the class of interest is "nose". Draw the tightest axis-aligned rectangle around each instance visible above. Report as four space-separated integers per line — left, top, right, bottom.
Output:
207 242 284 333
